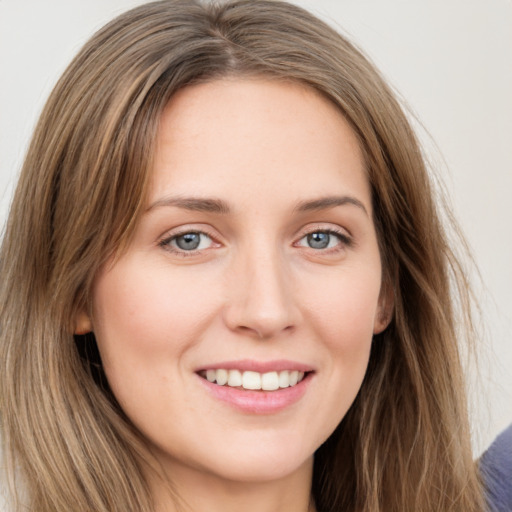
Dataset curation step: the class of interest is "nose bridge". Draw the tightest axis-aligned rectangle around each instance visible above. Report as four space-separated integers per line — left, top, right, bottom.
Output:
224 239 297 338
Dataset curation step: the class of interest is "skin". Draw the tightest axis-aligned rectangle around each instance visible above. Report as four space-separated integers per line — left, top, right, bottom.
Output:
77 79 391 512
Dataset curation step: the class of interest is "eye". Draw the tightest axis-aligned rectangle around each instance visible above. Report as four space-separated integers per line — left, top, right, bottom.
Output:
161 231 214 253
296 229 350 250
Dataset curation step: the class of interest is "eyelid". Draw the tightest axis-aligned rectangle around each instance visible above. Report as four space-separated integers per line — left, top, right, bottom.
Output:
294 224 353 251
158 225 221 256
156 222 353 257
297 222 351 239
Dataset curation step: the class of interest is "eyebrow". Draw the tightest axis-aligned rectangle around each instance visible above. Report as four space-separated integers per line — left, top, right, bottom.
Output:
293 195 369 216
146 196 231 214
146 194 368 216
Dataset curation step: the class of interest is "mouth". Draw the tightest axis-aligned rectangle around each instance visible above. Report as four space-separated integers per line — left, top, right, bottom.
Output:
198 369 309 391
196 362 314 413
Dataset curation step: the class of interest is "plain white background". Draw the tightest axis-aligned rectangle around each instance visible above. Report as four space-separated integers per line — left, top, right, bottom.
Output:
0 0 510 465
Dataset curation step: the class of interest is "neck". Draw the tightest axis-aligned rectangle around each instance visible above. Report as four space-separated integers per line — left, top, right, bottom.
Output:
148 456 315 512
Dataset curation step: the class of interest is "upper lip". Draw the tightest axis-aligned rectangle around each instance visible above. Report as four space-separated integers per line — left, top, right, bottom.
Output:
196 359 315 373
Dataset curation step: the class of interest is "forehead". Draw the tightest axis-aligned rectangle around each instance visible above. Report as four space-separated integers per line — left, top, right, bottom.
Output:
151 78 370 213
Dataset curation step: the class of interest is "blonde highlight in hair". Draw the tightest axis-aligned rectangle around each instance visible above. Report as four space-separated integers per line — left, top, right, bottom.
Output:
0 1 485 510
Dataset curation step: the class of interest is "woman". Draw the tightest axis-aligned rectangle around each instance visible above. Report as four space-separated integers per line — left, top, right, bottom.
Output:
0 1 491 510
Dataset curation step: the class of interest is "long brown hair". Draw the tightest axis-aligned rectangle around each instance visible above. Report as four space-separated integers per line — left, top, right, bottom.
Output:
0 1 484 510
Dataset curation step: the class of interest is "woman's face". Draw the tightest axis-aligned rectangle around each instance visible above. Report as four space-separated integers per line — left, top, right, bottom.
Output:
83 79 390 486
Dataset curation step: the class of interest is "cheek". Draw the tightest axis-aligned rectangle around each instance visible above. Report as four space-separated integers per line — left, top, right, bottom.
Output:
93 261 219 345
90 261 223 394
303 264 382 351
300 264 381 422
90 261 225 427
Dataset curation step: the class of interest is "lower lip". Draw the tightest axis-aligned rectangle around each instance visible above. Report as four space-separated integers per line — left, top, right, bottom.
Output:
197 373 312 414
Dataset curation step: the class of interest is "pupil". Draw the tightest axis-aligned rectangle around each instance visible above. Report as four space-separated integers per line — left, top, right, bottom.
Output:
176 233 200 250
307 232 329 249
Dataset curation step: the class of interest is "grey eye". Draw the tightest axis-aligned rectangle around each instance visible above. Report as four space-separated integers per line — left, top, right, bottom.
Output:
174 233 204 250
307 232 331 249
297 230 347 250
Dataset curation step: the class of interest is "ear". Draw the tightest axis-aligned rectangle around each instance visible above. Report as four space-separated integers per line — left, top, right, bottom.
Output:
373 282 394 334
74 310 93 335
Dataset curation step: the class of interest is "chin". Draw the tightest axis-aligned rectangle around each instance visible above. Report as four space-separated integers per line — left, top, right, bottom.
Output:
153 435 315 485
204 452 313 484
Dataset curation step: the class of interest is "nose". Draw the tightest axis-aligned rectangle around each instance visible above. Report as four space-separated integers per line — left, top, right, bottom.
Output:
223 247 299 339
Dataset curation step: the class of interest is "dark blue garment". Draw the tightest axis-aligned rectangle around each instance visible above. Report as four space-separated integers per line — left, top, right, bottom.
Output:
480 424 512 512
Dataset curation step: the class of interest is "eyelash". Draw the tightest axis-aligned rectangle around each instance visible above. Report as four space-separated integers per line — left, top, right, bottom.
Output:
158 226 352 257
158 228 219 257
296 228 353 253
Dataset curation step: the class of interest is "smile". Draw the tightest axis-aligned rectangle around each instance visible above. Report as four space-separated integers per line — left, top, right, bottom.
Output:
196 362 314 413
199 369 306 391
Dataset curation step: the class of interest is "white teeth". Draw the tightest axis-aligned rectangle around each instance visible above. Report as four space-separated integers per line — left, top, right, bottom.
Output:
202 369 308 390
227 369 242 387
216 369 228 386
242 371 261 390
278 370 290 388
261 371 279 391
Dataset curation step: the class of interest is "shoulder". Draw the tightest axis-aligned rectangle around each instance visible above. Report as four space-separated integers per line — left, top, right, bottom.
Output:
480 424 512 512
